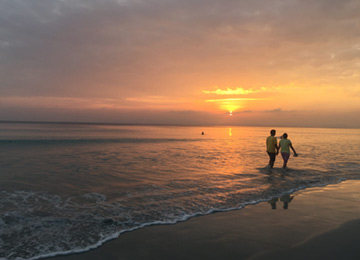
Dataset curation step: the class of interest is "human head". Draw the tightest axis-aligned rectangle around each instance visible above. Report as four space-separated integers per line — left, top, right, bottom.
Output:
283 133 288 139
270 129 276 136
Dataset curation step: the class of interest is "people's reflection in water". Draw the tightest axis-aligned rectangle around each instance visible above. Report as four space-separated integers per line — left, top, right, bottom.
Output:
268 194 294 209
268 197 278 209
280 194 294 209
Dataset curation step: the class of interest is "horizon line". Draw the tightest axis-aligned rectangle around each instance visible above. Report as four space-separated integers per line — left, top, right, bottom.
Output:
0 120 358 130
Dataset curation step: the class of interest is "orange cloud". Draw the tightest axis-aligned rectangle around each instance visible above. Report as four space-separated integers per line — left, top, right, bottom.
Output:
203 87 259 95
202 87 272 112
205 98 262 102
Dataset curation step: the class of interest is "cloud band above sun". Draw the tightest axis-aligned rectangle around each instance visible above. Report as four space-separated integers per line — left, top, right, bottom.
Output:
202 87 269 112
203 87 260 95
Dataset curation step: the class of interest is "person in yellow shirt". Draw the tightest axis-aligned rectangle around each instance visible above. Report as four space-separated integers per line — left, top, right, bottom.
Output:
278 133 298 169
266 129 278 168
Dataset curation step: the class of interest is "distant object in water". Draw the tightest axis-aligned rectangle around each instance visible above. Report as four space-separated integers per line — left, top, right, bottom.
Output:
201 131 204 135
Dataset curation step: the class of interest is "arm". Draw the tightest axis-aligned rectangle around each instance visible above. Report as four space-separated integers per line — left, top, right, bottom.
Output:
266 138 268 151
289 143 297 156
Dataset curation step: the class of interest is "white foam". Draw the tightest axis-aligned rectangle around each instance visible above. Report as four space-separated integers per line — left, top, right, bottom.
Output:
0 176 354 260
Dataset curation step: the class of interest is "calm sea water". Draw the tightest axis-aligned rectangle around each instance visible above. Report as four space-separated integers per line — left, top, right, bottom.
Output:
1 122 359 259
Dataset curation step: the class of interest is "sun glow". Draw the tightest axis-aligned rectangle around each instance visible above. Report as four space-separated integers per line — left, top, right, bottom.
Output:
219 100 243 113
205 98 250 112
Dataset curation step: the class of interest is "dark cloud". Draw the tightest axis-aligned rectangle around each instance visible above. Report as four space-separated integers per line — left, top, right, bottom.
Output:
1 1 359 95
264 108 282 113
263 108 298 113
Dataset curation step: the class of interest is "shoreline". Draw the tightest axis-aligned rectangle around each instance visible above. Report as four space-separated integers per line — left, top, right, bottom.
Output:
45 180 360 260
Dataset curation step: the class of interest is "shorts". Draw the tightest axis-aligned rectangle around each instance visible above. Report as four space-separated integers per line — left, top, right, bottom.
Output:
281 152 290 163
267 152 276 162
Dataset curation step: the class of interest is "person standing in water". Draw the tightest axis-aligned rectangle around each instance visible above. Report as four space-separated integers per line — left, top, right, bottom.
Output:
278 133 298 169
266 129 278 169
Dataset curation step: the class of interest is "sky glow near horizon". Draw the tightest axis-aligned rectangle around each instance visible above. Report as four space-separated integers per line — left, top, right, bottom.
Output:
1 0 360 127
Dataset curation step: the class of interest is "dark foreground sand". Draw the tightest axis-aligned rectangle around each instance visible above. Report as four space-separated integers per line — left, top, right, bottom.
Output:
47 180 360 260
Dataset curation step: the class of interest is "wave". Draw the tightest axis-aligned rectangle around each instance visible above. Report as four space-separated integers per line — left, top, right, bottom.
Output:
1 173 357 260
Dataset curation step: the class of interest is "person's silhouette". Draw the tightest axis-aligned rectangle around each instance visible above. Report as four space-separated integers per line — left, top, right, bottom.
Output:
280 194 294 209
266 129 278 169
268 194 294 210
278 133 298 169
268 197 279 209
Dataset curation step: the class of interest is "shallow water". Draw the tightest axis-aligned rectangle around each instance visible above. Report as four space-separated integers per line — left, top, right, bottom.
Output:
1 123 359 259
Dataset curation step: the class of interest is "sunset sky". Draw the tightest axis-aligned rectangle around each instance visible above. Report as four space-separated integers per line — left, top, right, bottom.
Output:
1 0 360 127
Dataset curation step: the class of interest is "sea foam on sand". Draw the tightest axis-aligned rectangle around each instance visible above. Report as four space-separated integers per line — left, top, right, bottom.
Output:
45 180 360 260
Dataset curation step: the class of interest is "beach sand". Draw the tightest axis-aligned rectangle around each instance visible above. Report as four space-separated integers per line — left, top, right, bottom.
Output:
47 180 360 260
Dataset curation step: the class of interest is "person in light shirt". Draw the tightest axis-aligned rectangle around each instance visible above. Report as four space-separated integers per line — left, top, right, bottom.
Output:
278 133 298 169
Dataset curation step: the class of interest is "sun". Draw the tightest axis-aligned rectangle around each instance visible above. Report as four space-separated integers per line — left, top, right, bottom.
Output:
205 98 246 114
220 102 241 114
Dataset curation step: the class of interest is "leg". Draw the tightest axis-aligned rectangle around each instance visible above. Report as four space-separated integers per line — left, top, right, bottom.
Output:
281 153 290 169
268 152 276 168
270 159 275 168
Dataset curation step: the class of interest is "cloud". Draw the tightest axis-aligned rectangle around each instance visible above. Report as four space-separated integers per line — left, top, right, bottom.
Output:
264 108 282 113
263 108 298 113
202 86 279 97
0 0 360 126
231 110 253 114
125 96 192 109
203 87 259 95
205 98 262 102
1 0 359 99
0 96 128 109
126 96 185 104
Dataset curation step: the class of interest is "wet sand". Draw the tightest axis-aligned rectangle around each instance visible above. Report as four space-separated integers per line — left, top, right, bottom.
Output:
46 180 360 260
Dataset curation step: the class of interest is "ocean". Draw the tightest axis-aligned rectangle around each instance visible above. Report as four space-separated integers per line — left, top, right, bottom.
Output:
1 122 359 260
